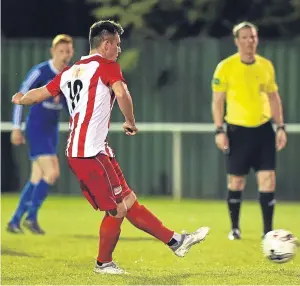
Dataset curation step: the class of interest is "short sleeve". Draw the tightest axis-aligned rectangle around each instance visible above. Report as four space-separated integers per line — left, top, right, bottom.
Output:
46 67 69 96
212 62 228 92
102 62 126 87
266 61 278 93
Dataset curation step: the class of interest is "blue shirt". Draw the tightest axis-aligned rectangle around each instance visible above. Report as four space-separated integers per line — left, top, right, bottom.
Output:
12 60 66 130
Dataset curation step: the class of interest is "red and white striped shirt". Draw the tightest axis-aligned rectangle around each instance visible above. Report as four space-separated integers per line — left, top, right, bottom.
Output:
46 54 125 158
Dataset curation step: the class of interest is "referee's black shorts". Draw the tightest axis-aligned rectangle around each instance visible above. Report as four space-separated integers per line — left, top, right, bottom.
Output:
226 121 276 176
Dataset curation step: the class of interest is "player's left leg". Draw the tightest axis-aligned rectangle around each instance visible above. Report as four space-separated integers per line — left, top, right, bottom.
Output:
24 155 60 234
68 154 127 274
7 161 42 233
254 121 276 237
112 158 210 257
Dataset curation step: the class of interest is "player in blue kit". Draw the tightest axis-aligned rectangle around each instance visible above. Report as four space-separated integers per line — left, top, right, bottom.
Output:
7 34 74 235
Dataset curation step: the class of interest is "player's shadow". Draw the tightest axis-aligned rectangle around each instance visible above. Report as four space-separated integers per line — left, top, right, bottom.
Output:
1 246 42 258
72 234 156 241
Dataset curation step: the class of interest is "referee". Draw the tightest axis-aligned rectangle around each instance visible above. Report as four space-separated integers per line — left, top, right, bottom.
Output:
211 22 287 240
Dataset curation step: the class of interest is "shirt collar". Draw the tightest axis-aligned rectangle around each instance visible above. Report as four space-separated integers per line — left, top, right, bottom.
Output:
48 60 60 74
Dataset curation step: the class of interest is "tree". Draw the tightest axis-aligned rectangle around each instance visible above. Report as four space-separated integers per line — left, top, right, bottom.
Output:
88 0 300 70
89 0 226 39
88 0 225 70
89 0 300 39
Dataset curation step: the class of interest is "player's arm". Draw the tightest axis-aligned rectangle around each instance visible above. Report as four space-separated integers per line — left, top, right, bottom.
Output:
106 62 137 135
11 102 26 145
12 69 42 126
14 68 69 106
112 81 135 126
11 68 42 145
12 87 52 106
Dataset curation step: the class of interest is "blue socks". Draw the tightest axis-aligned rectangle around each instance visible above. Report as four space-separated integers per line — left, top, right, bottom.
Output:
10 181 36 225
26 179 50 222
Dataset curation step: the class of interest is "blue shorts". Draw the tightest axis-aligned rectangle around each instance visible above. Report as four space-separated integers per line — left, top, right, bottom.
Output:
25 126 59 161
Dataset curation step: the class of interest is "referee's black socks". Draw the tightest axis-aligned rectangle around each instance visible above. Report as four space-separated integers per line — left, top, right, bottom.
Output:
227 190 242 230
259 191 276 235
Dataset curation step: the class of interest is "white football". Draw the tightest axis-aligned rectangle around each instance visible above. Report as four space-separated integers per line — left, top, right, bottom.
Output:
262 229 297 263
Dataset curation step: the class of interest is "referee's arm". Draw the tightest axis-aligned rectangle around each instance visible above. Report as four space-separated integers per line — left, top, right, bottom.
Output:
266 61 285 127
267 91 284 127
211 64 229 152
212 91 226 128
266 61 287 151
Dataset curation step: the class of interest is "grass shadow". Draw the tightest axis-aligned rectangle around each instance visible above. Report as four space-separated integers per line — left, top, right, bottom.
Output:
1 247 42 258
72 234 156 241
120 272 202 285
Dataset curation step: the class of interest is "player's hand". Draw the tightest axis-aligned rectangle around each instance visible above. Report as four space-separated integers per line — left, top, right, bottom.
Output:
11 92 24 105
10 129 26 145
215 133 229 153
123 121 138 136
276 129 287 151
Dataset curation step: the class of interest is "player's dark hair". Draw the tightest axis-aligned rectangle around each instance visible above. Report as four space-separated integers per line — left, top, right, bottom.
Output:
89 20 124 49
233 21 258 38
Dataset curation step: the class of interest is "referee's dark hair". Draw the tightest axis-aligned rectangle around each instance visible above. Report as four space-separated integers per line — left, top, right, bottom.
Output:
233 21 258 38
89 20 124 49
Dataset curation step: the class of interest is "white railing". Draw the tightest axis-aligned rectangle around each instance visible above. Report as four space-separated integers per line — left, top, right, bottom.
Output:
2 122 300 199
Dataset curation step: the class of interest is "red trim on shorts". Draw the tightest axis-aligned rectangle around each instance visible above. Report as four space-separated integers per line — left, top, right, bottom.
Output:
77 68 101 157
67 113 79 156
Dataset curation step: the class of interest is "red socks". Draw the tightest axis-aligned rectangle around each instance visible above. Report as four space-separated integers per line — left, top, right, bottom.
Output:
97 214 123 263
126 200 174 243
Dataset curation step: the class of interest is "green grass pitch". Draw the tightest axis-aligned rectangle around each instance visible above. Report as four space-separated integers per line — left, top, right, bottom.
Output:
1 194 300 285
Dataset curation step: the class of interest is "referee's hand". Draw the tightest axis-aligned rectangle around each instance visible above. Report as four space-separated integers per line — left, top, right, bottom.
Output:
215 133 229 153
276 129 287 151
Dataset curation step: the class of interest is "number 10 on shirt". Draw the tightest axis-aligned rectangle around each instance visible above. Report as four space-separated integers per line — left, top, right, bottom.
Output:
67 80 83 110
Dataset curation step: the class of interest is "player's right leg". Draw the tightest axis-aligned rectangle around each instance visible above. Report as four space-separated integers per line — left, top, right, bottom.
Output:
7 161 42 234
111 158 210 258
254 121 277 238
124 192 209 257
226 124 252 240
68 154 127 275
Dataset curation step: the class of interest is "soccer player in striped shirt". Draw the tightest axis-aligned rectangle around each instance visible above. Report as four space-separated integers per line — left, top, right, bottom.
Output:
12 20 210 274
7 35 74 234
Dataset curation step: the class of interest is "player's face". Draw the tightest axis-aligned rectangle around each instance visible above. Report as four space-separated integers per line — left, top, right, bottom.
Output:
106 34 121 61
235 27 258 55
51 42 74 66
